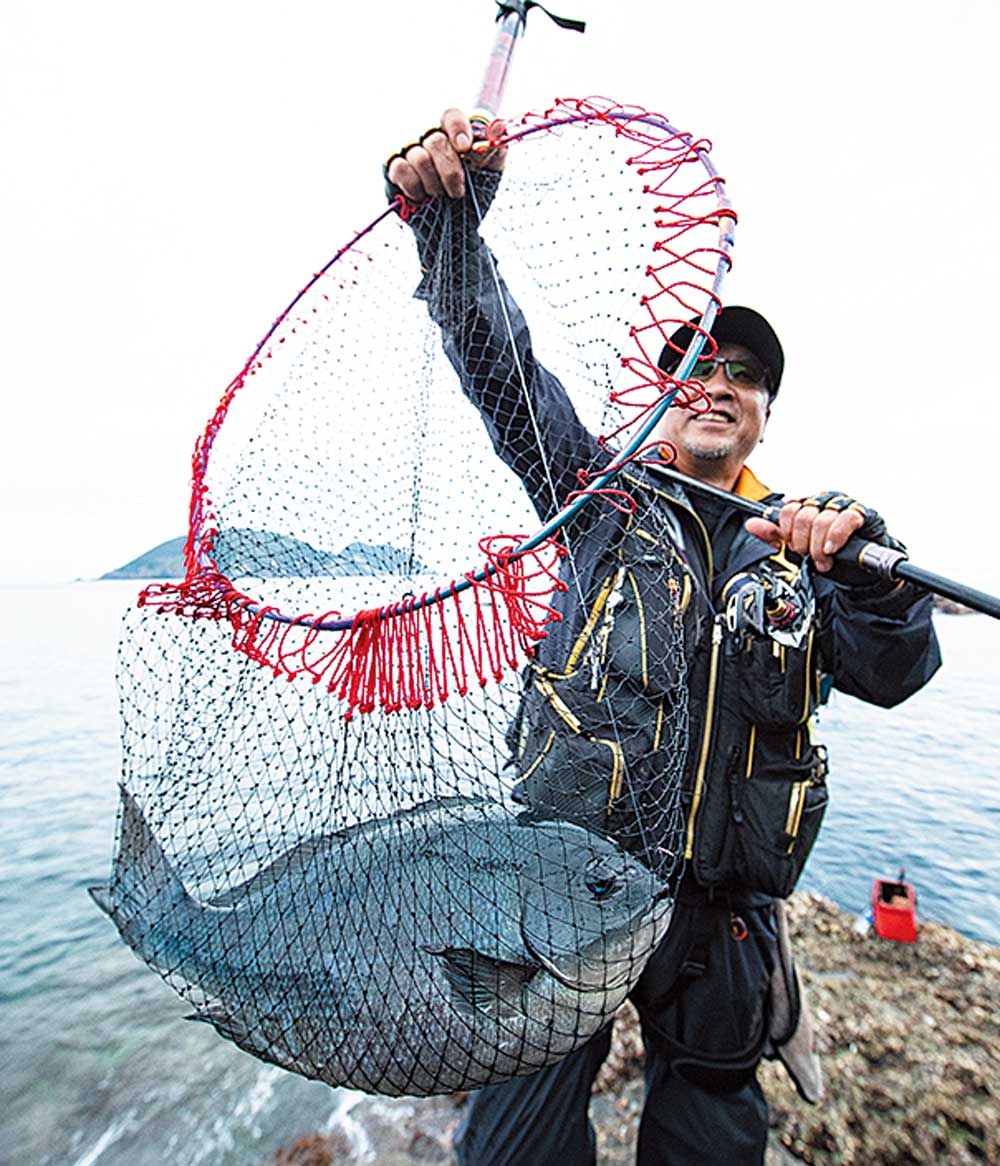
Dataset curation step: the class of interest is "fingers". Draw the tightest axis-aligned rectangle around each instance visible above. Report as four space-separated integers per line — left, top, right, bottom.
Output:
385 108 475 203
386 137 462 202
437 107 507 178
816 507 865 567
440 107 473 152
747 501 866 571
768 500 865 572
744 517 783 548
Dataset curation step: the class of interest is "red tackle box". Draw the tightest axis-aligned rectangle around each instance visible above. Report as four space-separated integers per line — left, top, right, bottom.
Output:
872 877 918 943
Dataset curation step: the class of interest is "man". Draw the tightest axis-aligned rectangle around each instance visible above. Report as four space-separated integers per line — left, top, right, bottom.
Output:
385 110 941 1166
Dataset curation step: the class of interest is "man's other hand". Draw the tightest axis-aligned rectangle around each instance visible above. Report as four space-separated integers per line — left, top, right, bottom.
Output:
386 108 506 203
745 495 867 574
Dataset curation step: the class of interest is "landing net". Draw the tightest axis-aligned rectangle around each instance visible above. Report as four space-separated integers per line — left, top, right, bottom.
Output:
99 99 735 1096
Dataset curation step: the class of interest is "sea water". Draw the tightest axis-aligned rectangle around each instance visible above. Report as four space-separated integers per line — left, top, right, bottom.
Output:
2 581 998 1166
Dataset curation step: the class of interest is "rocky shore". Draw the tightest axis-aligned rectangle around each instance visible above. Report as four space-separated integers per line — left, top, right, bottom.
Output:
270 894 998 1165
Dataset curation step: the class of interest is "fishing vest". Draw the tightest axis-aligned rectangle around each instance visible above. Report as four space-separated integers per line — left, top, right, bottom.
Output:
509 467 829 898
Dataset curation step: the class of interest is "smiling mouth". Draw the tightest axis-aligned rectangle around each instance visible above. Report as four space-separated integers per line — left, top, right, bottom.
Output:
693 409 735 424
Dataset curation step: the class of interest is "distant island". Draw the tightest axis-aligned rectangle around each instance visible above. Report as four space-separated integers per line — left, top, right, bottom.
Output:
102 537 188 580
102 531 425 580
932 594 974 615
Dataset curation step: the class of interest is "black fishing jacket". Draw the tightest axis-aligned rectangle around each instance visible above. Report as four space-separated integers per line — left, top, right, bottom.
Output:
406 174 942 896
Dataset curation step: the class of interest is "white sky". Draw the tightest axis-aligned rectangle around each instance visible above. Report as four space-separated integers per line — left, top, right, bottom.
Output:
3 0 999 592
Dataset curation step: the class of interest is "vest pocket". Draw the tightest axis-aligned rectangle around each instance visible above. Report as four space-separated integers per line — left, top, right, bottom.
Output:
728 733 829 898
512 725 622 829
688 727 828 897
733 627 817 729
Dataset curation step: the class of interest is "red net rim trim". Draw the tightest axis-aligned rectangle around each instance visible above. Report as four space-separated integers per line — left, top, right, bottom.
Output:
140 536 568 719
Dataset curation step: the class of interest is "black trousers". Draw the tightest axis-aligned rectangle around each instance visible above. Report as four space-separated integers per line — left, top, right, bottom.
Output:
452 890 778 1166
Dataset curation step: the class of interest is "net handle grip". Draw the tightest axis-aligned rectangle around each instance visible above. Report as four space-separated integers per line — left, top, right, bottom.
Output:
471 8 524 127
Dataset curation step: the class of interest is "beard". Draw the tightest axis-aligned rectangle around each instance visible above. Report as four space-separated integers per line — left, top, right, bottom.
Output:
679 435 738 461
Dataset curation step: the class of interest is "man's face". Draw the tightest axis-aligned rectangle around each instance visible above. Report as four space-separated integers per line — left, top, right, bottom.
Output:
654 341 771 481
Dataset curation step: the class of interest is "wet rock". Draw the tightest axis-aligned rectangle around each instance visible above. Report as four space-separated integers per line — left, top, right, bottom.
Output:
273 1131 352 1166
760 893 999 1165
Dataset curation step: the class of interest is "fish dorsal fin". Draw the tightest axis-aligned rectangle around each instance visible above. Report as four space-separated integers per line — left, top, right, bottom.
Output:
425 946 538 1012
205 796 495 909
205 836 335 908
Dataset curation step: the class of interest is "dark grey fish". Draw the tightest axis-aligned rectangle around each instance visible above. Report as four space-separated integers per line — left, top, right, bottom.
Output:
91 790 671 1096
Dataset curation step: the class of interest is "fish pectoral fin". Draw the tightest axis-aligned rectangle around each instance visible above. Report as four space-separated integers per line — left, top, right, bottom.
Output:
423 946 538 1012
187 1003 251 1046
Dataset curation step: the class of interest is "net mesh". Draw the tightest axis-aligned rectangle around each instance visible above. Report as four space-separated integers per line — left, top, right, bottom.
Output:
97 99 734 1096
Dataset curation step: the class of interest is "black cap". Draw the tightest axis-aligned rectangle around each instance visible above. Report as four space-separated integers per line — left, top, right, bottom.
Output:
657 306 784 399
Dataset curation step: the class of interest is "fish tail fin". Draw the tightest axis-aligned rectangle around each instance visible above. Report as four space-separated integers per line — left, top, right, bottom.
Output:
96 786 201 969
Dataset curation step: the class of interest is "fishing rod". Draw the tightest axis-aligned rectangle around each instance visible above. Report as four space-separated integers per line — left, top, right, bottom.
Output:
652 464 1000 620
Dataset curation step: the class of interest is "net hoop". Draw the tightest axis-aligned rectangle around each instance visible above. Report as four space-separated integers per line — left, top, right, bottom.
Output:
140 97 736 716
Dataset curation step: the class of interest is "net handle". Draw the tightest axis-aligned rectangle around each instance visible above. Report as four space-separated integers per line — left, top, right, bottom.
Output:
471 1 586 128
471 7 525 127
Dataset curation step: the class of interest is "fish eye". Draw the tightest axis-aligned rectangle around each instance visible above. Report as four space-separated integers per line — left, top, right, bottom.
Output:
585 860 619 900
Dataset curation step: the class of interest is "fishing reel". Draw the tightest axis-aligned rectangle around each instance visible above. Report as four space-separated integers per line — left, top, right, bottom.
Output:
723 551 815 649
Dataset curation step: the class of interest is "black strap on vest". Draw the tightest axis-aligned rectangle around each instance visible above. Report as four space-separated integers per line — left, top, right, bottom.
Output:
638 887 770 1093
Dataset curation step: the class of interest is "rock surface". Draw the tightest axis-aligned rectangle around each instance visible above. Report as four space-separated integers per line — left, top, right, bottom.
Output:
269 894 998 1165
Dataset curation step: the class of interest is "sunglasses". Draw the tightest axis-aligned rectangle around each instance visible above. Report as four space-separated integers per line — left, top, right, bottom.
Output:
689 356 771 390
663 354 771 392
